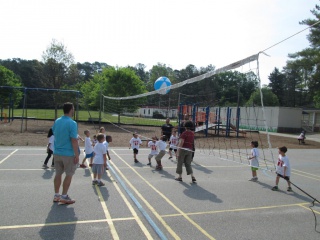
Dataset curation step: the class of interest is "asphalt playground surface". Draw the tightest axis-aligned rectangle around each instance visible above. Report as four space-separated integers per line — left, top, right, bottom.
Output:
0 146 319 240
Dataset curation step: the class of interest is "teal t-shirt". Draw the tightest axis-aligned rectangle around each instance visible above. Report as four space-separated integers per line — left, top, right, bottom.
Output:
52 115 78 156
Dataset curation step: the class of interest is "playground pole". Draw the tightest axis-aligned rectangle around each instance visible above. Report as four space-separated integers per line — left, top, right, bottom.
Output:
216 107 221 136
205 106 210 137
236 107 240 138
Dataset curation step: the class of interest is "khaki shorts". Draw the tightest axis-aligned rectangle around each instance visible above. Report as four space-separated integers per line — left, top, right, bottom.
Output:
54 155 77 176
155 150 166 161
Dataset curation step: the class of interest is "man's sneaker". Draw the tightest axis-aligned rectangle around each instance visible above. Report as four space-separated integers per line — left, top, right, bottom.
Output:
147 162 151 166
79 164 86 168
42 164 49 169
97 181 105 187
53 194 60 202
271 186 279 191
58 195 75 205
134 159 139 163
287 187 293 192
92 180 98 185
248 177 258 182
155 165 163 170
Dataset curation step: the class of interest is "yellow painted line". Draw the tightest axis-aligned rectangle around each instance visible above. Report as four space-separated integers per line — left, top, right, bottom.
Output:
298 204 320 215
112 150 216 240
111 150 181 240
291 171 320 181
161 203 311 218
0 217 135 230
0 149 18 165
85 162 120 239
90 160 154 240
292 169 320 179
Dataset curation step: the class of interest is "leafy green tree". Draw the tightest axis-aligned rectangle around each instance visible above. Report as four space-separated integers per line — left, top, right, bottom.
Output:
268 68 286 106
246 87 279 106
0 65 23 107
81 67 147 111
283 3 320 107
42 39 75 118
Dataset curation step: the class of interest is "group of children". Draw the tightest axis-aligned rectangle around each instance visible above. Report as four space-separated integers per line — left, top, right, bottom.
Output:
43 126 112 187
43 125 292 192
248 141 292 192
129 129 179 170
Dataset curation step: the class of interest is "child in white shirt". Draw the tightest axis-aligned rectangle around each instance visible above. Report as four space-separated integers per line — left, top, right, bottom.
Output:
129 132 142 163
147 136 159 166
80 130 94 168
155 135 167 170
272 146 292 192
169 130 179 159
248 141 259 182
92 134 107 187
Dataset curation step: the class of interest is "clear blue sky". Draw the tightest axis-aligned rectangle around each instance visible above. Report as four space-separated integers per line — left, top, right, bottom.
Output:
0 0 317 85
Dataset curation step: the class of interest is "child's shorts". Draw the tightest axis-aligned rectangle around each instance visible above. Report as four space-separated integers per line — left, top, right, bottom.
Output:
133 148 139 154
251 167 259 171
277 173 290 180
169 148 177 152
148 154 157 159
155 150 166 161
85 152 94 158
92 164 105 174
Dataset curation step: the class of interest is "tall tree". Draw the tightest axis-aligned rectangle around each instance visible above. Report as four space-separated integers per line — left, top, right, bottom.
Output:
0 65 23 107
42 39 75 118
246 87 279 107
268 68 286 106
284 2 320 107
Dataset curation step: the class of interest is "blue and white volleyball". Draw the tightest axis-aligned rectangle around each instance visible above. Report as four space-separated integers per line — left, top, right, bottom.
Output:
154 76 171 95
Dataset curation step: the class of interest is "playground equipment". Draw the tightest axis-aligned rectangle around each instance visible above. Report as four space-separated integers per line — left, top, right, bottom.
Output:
178 104 248 138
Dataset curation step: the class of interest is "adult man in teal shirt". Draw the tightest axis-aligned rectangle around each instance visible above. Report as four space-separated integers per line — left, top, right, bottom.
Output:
52 102 79 205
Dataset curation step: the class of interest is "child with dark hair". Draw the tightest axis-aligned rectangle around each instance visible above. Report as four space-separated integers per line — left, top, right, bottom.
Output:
42 128 55 169
272 146 292 192
248 141 259 182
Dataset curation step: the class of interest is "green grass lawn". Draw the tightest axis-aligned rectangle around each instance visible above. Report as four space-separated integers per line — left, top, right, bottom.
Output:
1 109 178 127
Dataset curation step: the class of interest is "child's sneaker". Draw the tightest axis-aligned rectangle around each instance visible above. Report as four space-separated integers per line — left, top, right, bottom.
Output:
53 194 60 202
42 164 49 169
169 157 172 159
92 180 98 185
248 177 258 182
51 165 55 168
147 162 151 166
271 186 279 191
89 163 93 167
97 181 105 187
79 164 86 168
287 187 293 192
155 165 163 170
134 159 139 163
58 195 75 205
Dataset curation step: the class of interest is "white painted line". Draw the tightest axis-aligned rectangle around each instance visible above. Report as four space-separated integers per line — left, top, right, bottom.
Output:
0 149 18 165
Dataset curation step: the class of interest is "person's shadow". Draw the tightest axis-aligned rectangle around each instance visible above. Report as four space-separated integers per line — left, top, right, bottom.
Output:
42 169 55 179
256 181 314 202
180 182 223 203
39 204 77 240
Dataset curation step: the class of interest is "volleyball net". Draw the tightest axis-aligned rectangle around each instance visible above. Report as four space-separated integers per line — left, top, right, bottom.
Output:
101 53 277 171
